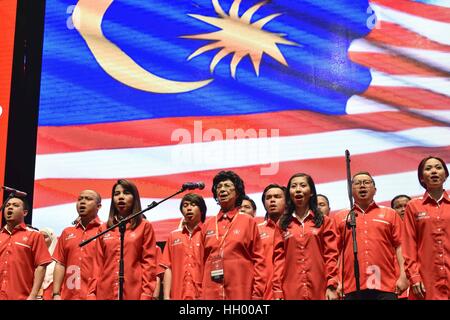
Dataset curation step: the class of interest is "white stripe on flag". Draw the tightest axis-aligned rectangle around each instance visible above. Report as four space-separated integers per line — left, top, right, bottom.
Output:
370 71 450 97
34 126 450 179
346 95 397 114
349 39 450 73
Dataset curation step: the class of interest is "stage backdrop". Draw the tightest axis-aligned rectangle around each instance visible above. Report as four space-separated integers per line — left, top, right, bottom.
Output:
0 0 18 201
33 0 450 241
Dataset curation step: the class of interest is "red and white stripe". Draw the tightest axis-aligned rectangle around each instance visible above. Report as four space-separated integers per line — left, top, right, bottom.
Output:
32 0 450 241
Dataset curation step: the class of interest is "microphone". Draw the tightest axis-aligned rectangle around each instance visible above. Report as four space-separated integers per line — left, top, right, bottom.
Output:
2 186 28 197
182 182 205 191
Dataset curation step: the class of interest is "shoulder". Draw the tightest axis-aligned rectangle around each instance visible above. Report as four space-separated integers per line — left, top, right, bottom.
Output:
25 226 40 233
321 214 334 226
60 226 76 235
257 220 267 227
334 209 350 221
203 216 215 227
141 219 153 226
98 222 108 230
378 205 396 214
169 228 182 239
25 227 42 238
406 197 422 208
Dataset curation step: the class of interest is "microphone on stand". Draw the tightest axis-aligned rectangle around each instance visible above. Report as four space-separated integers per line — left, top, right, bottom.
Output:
1 186 28 197
182 182 205 191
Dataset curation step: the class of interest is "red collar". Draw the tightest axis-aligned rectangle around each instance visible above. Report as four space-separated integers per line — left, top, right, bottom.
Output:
217 207 239 221
2 222 27 234
423 190 450 204
182 221 203 234
76 216 101 230
353 201 379 214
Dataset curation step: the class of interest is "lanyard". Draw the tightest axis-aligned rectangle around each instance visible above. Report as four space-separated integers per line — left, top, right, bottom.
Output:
215 211 239 250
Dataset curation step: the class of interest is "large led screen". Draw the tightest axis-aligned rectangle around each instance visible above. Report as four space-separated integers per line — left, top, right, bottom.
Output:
34 0 449 240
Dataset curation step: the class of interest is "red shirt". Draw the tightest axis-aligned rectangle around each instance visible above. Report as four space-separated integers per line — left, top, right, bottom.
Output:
334 202 402 295
88 219 157 300
392 218 409 299
258 219 278 300
200 207 266 300
53 217 101 300
272 212 339 300
402 191 450 300
160 222 203 299
0 223 52 300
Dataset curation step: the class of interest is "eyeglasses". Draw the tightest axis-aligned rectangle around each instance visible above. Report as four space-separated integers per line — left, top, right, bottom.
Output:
352 180 373 187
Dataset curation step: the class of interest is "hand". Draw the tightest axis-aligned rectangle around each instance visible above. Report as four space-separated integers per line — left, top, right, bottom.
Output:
336 283 343 299
395 275 409 295
326 287 339 300
411 281 426 299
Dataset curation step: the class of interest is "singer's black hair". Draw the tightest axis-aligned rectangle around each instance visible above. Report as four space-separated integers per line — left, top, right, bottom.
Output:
241 195 257 212
351 171 376 186
261 184 286 221
211 170 246 208
280 173 323 230
417 156 449 188
107 179 143 230
390 194 411 209
179 193 207 223
317 194 330 206
2 196 29 213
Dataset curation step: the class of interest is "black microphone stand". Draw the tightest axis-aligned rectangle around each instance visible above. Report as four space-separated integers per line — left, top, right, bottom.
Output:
79 184 191 300
344 150 360 299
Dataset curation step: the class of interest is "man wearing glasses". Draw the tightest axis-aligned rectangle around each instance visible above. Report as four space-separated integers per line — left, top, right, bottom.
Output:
333 172 408 300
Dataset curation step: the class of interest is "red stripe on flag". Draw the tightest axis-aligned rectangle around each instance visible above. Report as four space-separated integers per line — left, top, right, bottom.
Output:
349 52 449 76
365 21 450 52
362 87 450 111
36 110 445 154
370 0 450 23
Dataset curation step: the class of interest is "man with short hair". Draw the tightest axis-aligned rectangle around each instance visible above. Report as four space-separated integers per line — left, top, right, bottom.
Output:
391 195 411 220
0 196 52 300
160 193 206 300
334 172 408 300
52 190 102 300
317 194 331 216
258 184 286 300
239 195 257 217
391 194 412 300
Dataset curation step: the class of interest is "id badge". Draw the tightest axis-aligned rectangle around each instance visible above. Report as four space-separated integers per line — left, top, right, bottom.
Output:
210 255 224 282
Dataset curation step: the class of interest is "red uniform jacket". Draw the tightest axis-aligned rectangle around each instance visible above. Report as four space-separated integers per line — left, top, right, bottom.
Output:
402 191 450 300
160 222 203 299
272 212 339 300
334 202 402 295
53 217 101 300
88 219 156 300
200 208 266 300
0 223 52 299
257 219 278 300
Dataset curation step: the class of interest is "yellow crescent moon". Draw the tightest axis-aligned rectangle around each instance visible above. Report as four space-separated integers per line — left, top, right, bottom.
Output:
72 0 213 94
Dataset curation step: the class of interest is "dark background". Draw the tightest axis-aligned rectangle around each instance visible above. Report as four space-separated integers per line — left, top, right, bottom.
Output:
2 0 45 225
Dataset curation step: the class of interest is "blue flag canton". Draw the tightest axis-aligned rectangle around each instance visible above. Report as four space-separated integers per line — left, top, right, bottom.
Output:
39 0 372 125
